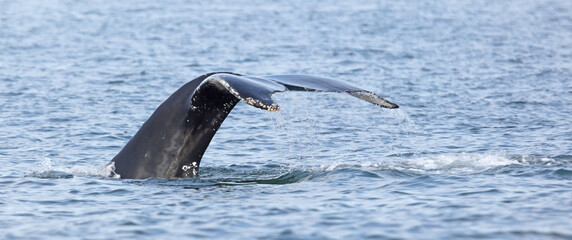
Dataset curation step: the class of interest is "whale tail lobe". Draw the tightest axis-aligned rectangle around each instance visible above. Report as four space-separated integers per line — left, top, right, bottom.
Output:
202 73 399 111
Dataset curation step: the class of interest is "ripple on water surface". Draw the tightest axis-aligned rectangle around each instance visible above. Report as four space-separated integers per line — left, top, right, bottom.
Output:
2 0 572 239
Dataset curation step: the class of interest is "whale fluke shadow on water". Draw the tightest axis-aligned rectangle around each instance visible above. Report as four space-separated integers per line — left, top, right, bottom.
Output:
109 72 399 179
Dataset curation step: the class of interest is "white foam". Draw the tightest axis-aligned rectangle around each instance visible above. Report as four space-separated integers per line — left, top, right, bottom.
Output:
316 153 536 175
25 157 119 179
395 153 519 174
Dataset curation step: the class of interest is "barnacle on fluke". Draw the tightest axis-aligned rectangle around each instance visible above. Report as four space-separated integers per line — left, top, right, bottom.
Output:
242 97 280 111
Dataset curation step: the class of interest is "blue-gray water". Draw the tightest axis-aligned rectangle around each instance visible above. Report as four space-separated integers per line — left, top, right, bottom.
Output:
1 0 572 239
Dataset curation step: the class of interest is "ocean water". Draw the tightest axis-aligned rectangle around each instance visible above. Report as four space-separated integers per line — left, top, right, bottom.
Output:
1 0 572 239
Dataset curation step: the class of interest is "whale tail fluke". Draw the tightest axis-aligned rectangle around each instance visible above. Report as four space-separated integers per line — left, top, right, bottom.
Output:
111 72 399 179
198 73 399 112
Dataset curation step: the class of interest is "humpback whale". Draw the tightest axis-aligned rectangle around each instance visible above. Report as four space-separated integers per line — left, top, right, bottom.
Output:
110 72 398 179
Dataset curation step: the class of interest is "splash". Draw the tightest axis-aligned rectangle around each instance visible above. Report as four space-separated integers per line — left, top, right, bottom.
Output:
25 157 119 179
391 153 521 174
23 153 558 181
315 153 544 175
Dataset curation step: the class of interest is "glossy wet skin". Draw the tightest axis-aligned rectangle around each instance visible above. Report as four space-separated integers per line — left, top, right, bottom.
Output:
110 73 216 179
110 72 398 179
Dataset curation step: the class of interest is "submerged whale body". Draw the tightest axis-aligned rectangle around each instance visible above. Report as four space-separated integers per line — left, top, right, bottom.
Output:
110 72 398 179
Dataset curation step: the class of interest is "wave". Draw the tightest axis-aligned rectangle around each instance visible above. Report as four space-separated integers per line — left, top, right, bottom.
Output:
24 157 118 179
24 153 571 185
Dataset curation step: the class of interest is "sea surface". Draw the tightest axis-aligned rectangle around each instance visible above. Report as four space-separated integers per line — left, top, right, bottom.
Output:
1 0 572 239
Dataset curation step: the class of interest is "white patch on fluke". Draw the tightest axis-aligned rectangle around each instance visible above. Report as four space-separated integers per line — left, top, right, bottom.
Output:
210 75 280 111
348 91 398 108
181 161 198 176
